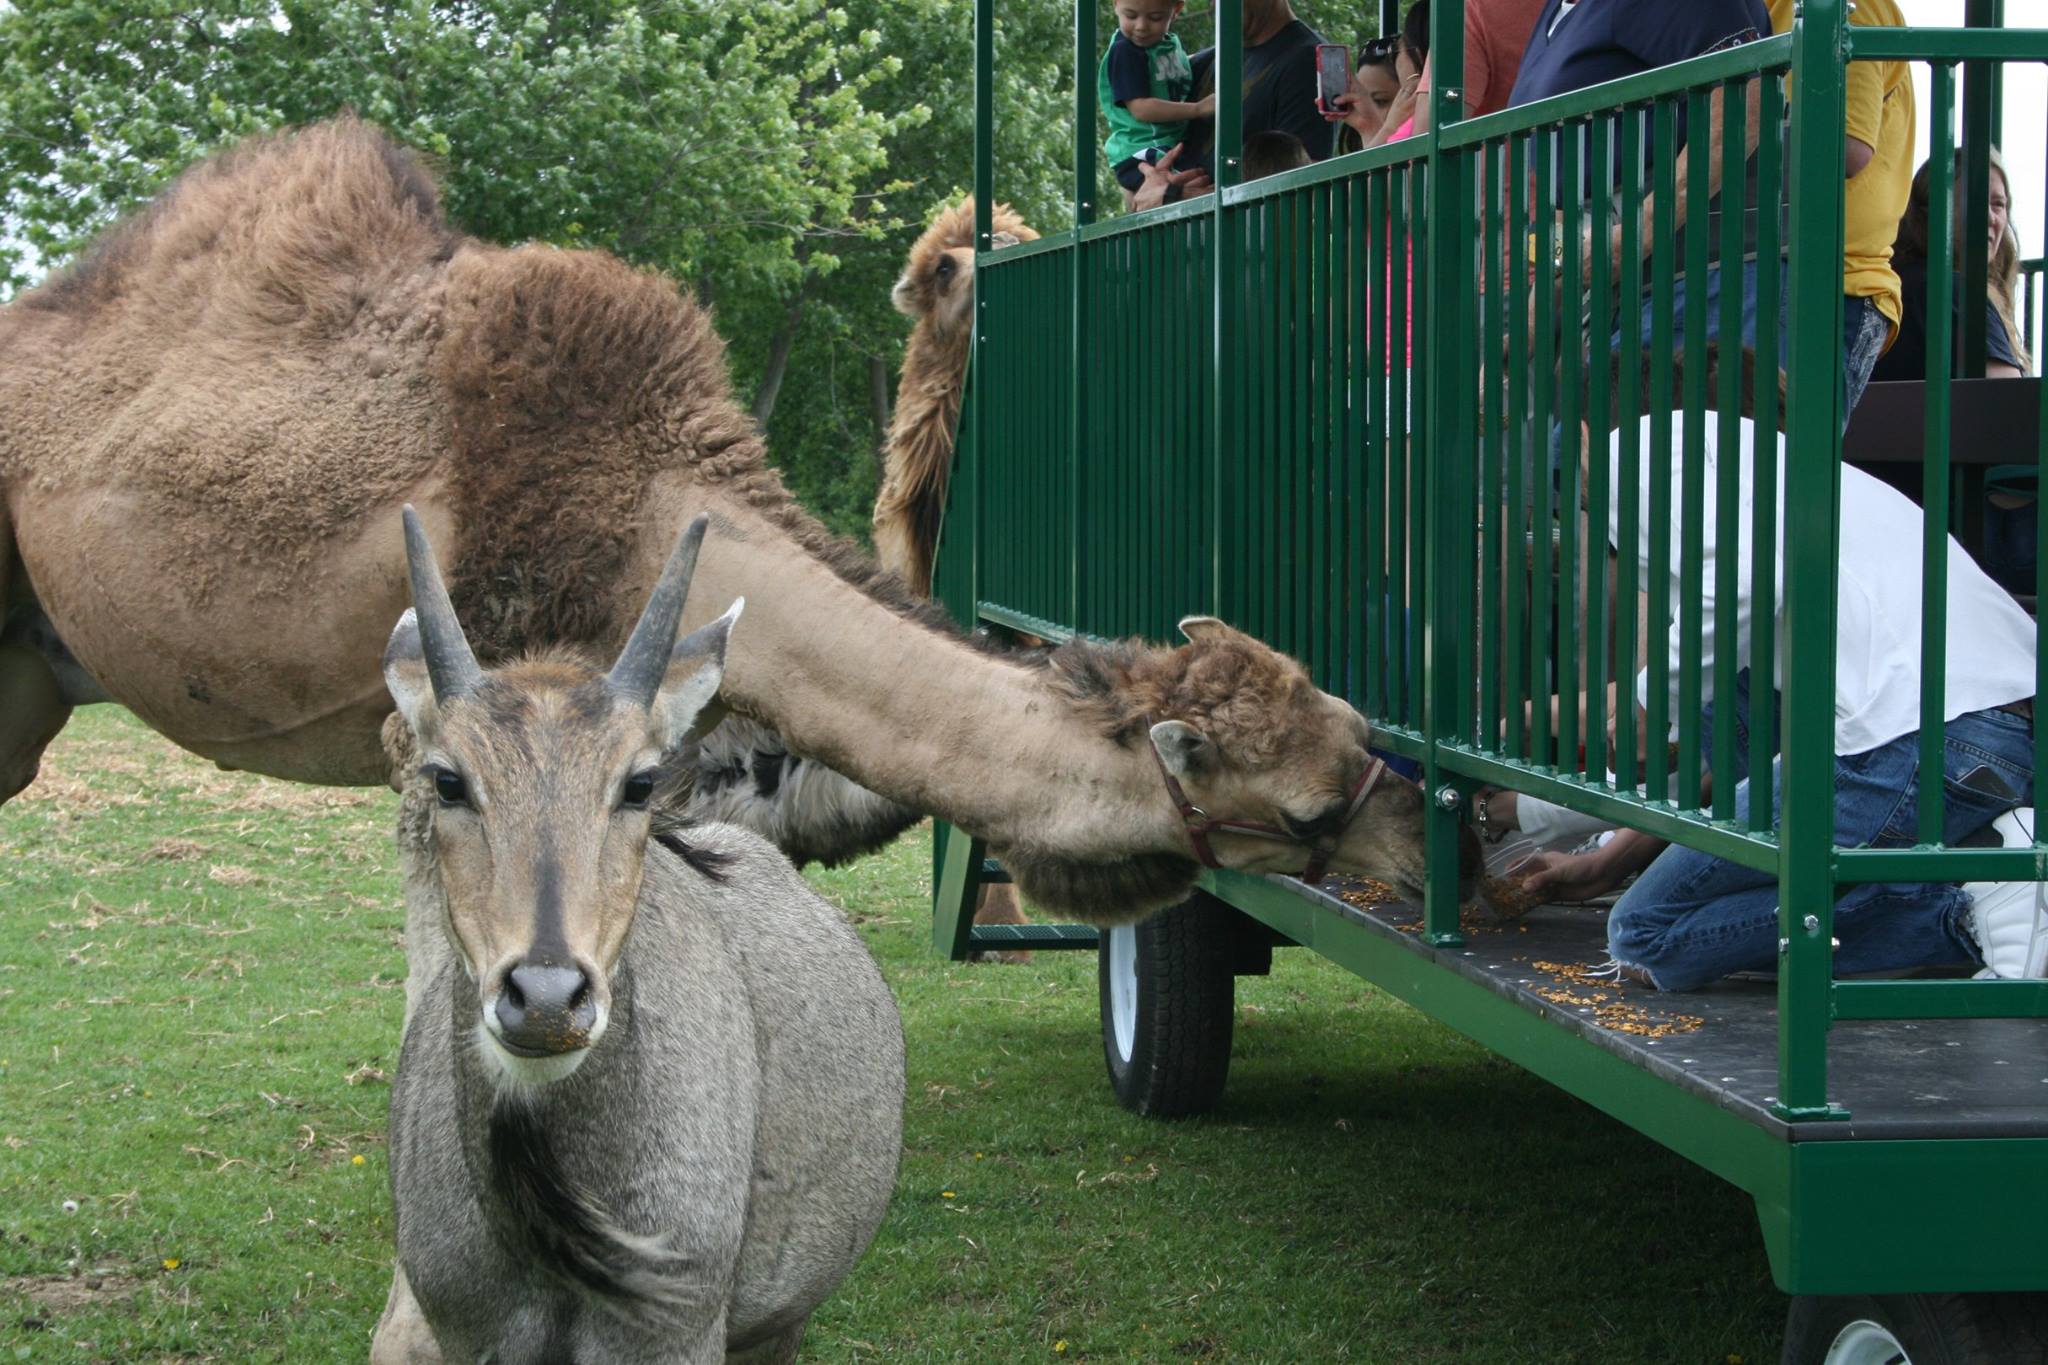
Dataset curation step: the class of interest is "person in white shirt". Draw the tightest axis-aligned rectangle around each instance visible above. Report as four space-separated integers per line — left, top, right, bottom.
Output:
1521 346 2041 989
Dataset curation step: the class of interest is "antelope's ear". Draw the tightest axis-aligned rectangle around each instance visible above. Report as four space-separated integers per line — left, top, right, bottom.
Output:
1177 615 1236 643
383 609 438 741
1149 719 1219 779
655 599 742 747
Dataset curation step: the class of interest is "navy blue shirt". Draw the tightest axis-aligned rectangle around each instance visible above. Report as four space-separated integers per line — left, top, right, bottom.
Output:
1510 0 1772 253
1508 0 1770 109
1869 257 2024 384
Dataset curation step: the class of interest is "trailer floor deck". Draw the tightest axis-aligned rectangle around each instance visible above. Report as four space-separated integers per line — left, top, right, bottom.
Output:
1294 875 2048 1142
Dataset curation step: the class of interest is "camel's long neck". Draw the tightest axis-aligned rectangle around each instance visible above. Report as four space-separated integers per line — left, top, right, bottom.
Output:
888 322 968 451
654 499 1176 862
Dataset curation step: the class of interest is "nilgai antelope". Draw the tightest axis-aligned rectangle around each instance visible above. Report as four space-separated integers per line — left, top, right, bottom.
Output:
373 510 904 1365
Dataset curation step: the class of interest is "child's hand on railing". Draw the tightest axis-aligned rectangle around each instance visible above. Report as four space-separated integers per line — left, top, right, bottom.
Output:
1196 92 1217 118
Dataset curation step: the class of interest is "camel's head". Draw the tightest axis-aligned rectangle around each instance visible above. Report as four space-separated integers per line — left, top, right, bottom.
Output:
1052 617 1481 909
891 197 1038 337
383 508 739 1088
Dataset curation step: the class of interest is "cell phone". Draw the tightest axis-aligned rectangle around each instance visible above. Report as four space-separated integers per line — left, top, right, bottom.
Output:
1315 44 1351 115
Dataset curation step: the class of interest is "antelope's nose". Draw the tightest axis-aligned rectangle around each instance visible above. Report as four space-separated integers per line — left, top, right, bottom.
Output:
494 961 596 1056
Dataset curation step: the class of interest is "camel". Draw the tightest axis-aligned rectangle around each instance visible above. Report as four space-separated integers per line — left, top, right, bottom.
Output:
872 196 1036 596
0 117 1473 929
877 197 1041 958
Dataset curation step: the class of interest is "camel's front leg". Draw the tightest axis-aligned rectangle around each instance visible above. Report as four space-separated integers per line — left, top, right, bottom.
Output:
0 642 69 805
1 516 74 804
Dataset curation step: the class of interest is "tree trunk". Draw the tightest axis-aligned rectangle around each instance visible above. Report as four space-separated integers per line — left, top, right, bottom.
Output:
750 291 806 428
868 354 894 477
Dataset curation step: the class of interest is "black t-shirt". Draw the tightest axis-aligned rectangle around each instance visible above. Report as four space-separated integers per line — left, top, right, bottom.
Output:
1869 256 2023 384
1186 19 1335 166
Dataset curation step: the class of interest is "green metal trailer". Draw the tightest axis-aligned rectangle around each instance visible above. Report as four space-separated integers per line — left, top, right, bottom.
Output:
927 1 2048 1359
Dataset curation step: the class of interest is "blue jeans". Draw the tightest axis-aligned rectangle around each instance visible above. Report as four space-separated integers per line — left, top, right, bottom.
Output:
1633 257 1791 365
1607 677 2034 991
1841 294 1889 426
1647 262 1887 423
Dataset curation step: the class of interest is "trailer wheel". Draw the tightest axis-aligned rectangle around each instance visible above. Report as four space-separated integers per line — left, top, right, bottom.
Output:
1781 1292 2048 1365
1097 893 1236 1117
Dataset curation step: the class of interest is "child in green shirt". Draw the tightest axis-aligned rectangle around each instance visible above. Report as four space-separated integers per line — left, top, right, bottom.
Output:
1099 0 1213 198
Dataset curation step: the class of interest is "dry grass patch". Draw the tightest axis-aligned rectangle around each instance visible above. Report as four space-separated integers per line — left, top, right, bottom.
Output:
5 1271 146 1318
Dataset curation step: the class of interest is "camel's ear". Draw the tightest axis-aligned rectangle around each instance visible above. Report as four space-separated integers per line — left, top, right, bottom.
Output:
655 599 742 748
1177 615 1235 643
1150 720 1219 780
383 610 438 741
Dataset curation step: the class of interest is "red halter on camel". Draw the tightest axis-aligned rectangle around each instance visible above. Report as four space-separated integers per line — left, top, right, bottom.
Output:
1146 720 1388 885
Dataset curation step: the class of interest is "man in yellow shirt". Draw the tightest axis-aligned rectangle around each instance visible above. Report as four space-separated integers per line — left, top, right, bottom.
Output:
1770 0 1914 419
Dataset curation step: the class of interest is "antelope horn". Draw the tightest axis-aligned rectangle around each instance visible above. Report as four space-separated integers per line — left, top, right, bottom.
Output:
400 505 484 701
607 515 710 707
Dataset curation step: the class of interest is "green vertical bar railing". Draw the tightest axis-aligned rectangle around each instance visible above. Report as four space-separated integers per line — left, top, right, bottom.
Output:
1585 113 1614 788
1211 0 1241 623
1920 65 1956 846
1749 73 1783 834
1390 168 1411 723
1677 86 1712 813
1479 139 1504 754
1407 160 1430 730
1530 130 1556 772
1423 0 1470 947
2038 171 2047 847
1616 108 1644 797
1712 73 1747 823
1326 180 1348 695
1557 121 1583 778
1505 136 1528 762
1776 0 1848 1121
1366 169 1388 720
2023 257 2043 360
1070 0 1093 629
1646 98 1677 808
1960 4 1995 376
1346 173 1369 715
970 0 991 623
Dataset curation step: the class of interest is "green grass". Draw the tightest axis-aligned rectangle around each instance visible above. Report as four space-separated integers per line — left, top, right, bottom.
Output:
2 709 1783 1363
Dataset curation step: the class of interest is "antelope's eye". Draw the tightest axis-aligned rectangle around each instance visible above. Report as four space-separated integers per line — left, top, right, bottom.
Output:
620 771 657 810
431 767 471 808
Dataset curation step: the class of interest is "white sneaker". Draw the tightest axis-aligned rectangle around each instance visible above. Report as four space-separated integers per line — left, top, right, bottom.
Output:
1965 808 2048 979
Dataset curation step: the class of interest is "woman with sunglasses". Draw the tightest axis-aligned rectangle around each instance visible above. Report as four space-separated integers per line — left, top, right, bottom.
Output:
1329 34 1404 151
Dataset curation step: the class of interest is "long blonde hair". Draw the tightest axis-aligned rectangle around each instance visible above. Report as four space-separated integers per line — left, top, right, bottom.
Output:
1896 147 2032 375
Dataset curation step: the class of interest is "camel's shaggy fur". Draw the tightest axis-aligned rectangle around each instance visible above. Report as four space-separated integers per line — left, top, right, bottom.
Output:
3 120 998 657
872 198 1036 595
2 121 458 590
1049 630 1318 770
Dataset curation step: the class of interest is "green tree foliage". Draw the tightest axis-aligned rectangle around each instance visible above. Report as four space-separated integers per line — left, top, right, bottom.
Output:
0 0 1072 538
2 4 1399 539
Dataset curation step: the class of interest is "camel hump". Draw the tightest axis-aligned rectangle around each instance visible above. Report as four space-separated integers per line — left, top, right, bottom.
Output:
25 116 457 329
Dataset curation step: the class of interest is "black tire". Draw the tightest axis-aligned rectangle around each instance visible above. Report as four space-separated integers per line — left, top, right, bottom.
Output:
1781 1292 2048 1365
1097 892 1237 1117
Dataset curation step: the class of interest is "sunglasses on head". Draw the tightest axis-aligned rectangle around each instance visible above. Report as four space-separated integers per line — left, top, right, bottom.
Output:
1361 35 1401 59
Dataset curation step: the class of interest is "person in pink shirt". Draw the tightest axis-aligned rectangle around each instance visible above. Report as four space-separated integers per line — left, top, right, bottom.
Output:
1410 0 1549 133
